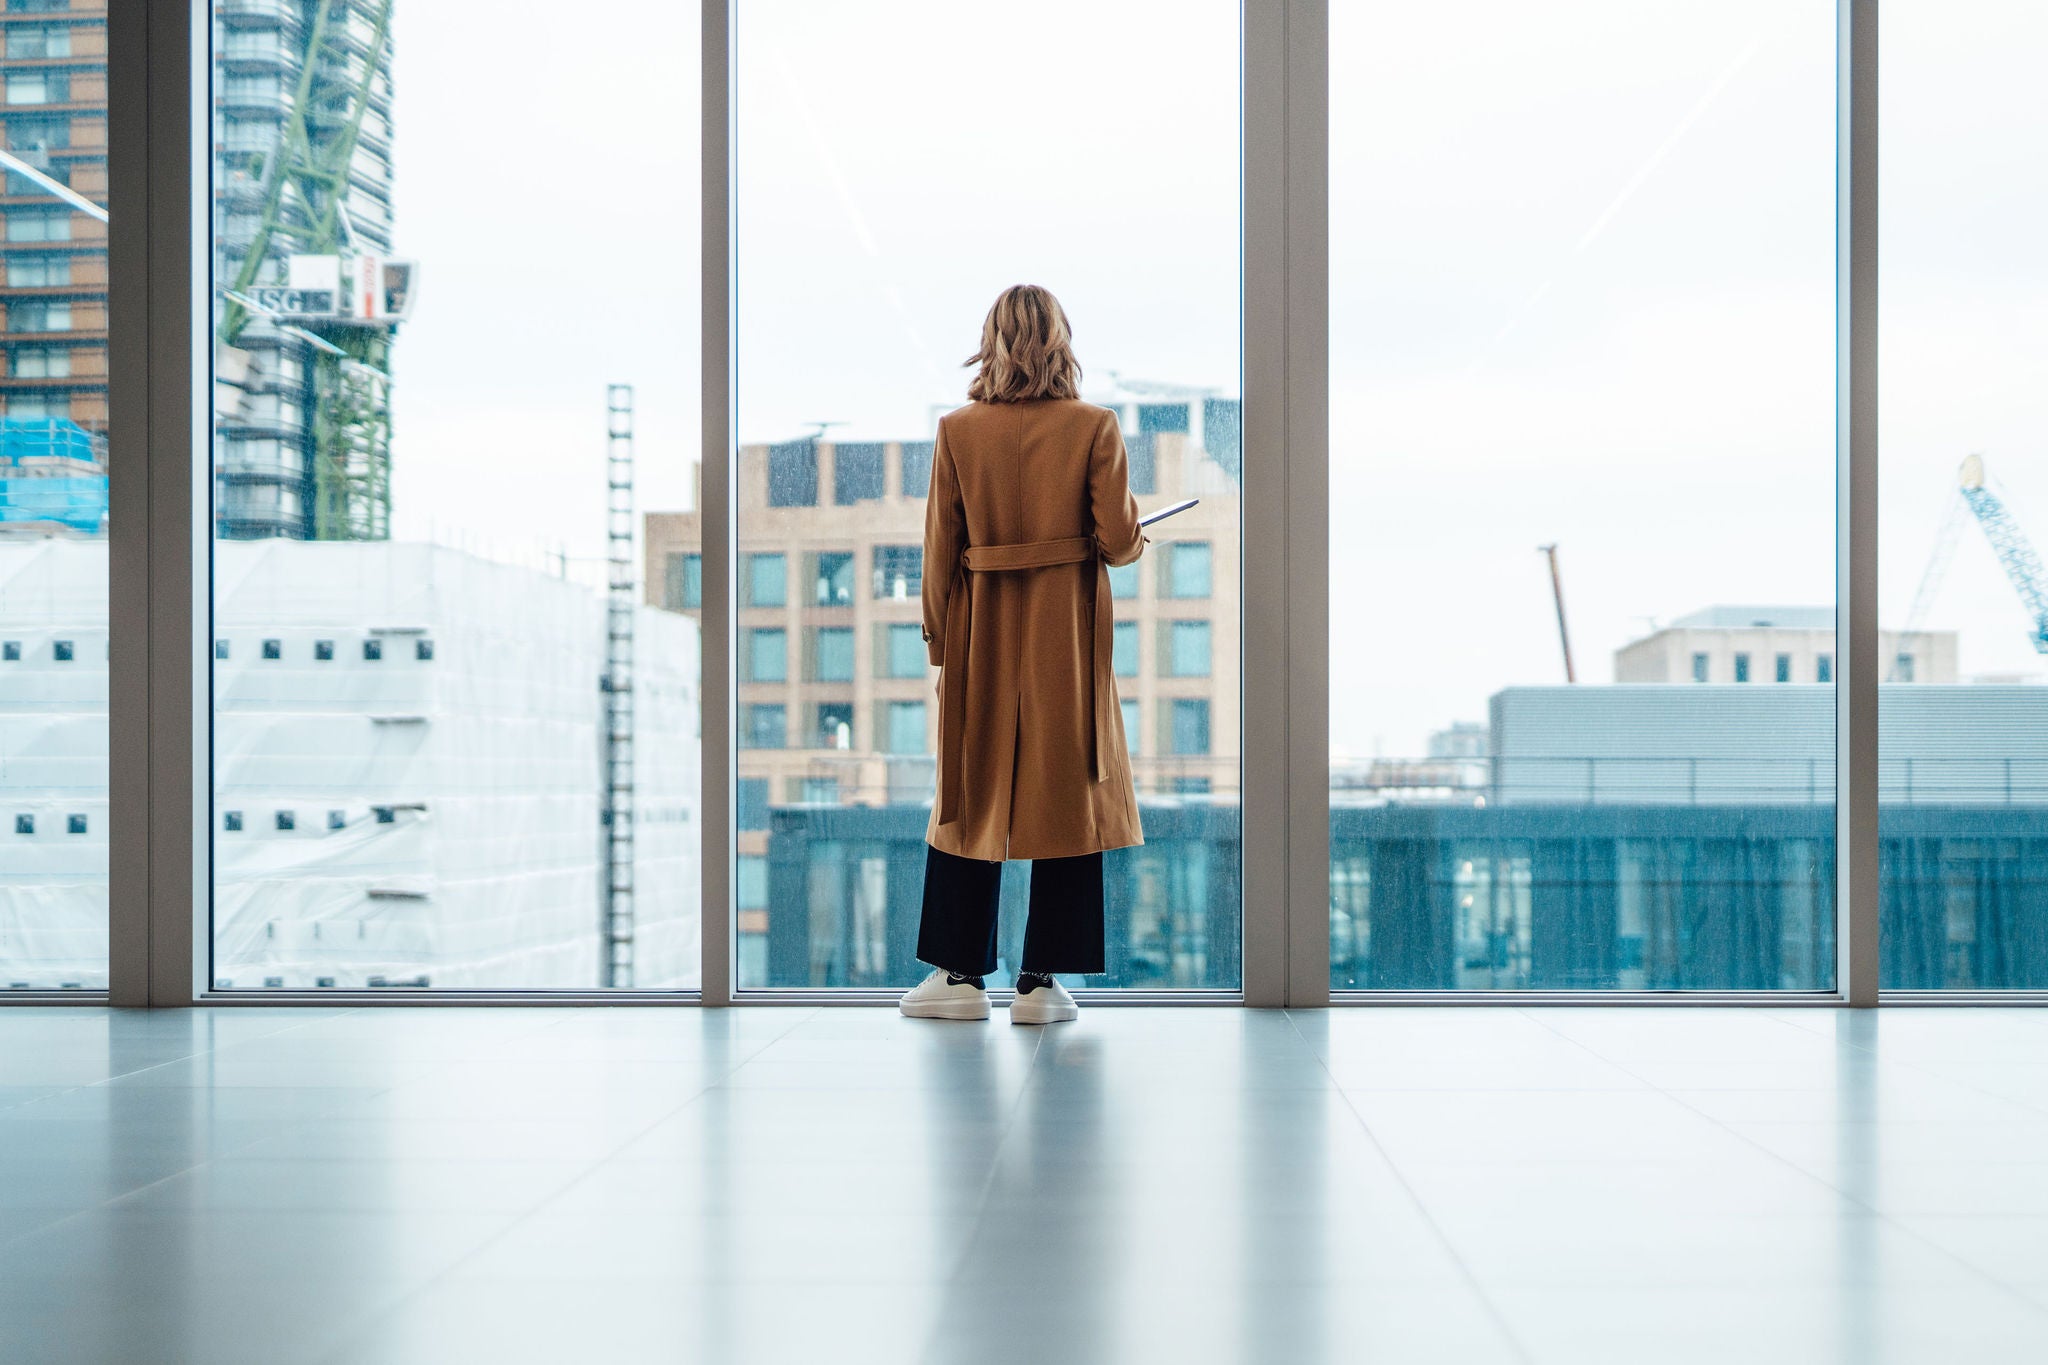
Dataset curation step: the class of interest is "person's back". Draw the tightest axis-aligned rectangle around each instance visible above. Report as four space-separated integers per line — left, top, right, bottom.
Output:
901 286 1145 1026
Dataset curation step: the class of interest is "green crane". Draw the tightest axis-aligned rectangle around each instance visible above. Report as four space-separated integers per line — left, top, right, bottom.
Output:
220 0 397 541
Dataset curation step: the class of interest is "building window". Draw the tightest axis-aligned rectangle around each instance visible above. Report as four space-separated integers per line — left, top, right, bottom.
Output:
1203 397 1242 480
5 209 70 242
11 347 68 378
665 552 702 610
1775 653 1792 683
1 641 16 661
65 814 84 834
51 639 71 661
374 807 396 824
262 638 281 660
1126 432 1158 495
13 815 30 835
5 395 67 420
7 115 68 151
813 626 854 682
1734 652 1751 683
1138 402 1190 434
873 545 921 599
885 700 927 755
6 25 70 59
416 639 434 661
1166 542 1212 599
5 72 68 106
1818 653 1833 683
8 0 69 15
222 811 243 832
1170 699 1211 756
767 440 819 507
1168 620 1211 677
737 777 770 831
746 627 787 683
275 811 296 831
742 704 787 750
1121 698 1140 756
745 552 785 607
9 301 70 332
813 551 855 606
6 258 67 287
884 623 926 678
314 640 334 661
363 639 383 661
1691 652 1709 683
816 702 853 749
326 810 346 831
833 442 886 504
1113 621 1138 677
1108 562 1139 600
900 441 934 497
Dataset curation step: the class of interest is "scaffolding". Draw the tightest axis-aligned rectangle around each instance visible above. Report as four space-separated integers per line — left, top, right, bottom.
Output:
601 386 637 987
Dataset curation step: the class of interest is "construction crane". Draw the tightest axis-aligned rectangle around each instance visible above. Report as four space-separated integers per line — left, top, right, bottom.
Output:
1537 543 1577 683
218 0 401 542
1894 455 2048 676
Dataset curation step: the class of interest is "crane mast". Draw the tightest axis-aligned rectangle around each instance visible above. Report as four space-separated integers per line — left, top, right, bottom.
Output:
1958 454 2048 655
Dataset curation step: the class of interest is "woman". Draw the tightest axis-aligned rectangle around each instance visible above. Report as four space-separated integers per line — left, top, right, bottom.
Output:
898 284 1146 1025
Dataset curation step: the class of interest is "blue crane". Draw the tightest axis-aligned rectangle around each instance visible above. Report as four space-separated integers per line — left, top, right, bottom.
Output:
1958 454 2048 655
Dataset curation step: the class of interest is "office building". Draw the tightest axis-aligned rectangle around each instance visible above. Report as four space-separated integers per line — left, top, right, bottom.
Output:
0 0 107 434
1615 604 1960 685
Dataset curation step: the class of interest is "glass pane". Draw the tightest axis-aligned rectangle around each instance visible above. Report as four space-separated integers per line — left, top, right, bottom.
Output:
733 0 1240 989
1330 2 1839 990
745 552 785 607
209 3 700 990
1881 4 2048 989
0 0 107 990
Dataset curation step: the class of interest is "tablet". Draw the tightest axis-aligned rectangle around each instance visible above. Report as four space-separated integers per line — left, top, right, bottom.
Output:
1139 498 1199 528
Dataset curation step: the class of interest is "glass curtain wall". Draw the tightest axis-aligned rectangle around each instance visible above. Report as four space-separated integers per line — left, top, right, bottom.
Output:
207 1 700 990
1880 2 2048 990
732 0 1241 990
1328 1 1840 990
0 0 108 992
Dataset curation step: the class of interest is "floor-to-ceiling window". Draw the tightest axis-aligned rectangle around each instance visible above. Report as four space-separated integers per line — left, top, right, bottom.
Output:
0 0 108 993
1880 1 2048 991
1328 1 1840 990
206 1 700 991
731 0 1242 990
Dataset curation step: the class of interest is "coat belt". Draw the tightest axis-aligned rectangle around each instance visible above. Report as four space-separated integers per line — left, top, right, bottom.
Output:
938 536 1115 827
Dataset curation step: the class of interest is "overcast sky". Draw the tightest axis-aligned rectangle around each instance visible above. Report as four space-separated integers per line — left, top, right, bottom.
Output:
384 0 2048 757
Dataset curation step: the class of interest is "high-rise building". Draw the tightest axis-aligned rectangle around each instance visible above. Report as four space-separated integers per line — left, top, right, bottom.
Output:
0 0 108 438
212 0 404 542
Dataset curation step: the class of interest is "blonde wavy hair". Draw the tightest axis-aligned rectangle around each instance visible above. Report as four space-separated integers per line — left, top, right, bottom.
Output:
964 284 1083 403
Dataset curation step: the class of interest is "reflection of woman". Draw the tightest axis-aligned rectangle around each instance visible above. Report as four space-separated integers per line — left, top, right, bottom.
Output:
899 285 1146 1025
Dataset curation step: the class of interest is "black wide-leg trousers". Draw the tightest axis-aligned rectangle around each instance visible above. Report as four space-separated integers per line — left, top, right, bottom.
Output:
916 844 1106 979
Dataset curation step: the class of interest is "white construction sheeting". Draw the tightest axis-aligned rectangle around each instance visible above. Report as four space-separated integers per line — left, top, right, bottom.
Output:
0 539 700 991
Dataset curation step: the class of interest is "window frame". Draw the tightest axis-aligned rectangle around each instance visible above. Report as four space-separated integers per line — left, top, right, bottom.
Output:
78 0 1905 1010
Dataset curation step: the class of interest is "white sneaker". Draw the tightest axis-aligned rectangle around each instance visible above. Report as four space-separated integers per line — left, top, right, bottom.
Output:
898 969 991 1021
1009 975 1078 1025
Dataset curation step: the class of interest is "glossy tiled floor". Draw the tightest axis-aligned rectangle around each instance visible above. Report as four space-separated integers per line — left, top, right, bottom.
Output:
3 1005 2047 1364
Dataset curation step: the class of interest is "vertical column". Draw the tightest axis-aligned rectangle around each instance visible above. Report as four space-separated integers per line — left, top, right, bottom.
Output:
1837 0 1880 1006
109 0 209 1007
700 0 736 1005
1243 0 1329 1008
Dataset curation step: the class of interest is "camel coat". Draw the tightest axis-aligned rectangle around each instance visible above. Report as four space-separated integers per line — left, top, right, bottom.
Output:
921 398 1146 862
